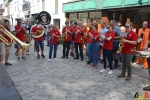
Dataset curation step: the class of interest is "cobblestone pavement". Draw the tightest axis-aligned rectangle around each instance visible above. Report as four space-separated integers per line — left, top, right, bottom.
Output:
5 41 150 100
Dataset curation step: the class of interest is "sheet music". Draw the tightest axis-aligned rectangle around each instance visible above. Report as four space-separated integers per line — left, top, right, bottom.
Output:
10 26 15 32
120 32 127 37
137 38 142 43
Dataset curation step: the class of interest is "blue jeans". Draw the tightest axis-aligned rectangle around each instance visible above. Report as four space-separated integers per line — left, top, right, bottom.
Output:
112 42 119 66
103 48 112 70
91 42 99 65
47 35 50 45
86 42 92 62
49 43 58 59
35 40 44 52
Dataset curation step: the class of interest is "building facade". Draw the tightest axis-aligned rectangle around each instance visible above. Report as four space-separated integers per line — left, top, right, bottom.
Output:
62 0 150 28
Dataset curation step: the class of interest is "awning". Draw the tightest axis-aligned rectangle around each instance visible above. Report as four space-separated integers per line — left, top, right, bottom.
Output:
103 0 122 7
73 2 83 11
84 1 96 10
63 4 72 12
125 0 148 5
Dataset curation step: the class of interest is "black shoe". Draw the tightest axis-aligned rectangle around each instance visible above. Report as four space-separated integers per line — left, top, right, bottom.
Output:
87 61 91 64
86 61 90 62
5 62 12 66
22 57 25 59
37 54 40 59
143 86 150 91
100 59 104 63
15 52 18 56
66 56 68 59
41 54 45 58
113 67 118 69
18 57 20 60
61 56 65 58
81 58 84 61
74 57 79 59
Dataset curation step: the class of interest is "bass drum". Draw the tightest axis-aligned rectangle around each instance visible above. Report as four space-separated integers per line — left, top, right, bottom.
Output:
38 11 51 25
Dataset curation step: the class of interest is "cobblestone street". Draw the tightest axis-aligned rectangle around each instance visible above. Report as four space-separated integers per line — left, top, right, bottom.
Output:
5 41 150 100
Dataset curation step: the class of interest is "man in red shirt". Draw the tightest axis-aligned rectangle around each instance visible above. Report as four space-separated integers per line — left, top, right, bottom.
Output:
74 21 84 61
15 19 26 60
48 24 60 61
61 21 73 59
31 21 46 59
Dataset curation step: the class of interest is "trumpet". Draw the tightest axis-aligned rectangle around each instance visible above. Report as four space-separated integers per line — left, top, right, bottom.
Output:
0 27 31 54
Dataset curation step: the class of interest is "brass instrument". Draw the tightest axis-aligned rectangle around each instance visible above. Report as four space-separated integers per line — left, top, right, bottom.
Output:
118 37 124 52
0 27 31 54
66 26 68 39
32 28 44 38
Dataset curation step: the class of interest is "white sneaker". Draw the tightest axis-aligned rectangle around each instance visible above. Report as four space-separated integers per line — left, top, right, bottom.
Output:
48 59 51 62
100 69 106 73
108 70 113 75
54 58 57 61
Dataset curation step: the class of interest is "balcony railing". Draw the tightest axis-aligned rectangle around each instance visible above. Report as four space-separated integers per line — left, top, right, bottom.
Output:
22 2 30 11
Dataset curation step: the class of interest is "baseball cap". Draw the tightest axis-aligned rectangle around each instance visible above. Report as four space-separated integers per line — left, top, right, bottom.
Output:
74 22 77 25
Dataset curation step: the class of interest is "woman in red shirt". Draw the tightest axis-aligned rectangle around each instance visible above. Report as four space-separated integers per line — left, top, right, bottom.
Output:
86 23 93 64
100 24 115 74
48 24 60 62
91 25 100 67
118 22 137 81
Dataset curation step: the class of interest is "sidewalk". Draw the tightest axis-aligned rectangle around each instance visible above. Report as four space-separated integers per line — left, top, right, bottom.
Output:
0 65 21 100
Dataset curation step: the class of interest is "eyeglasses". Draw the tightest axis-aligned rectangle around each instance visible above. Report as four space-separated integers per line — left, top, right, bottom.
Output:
118 25 121 27
18 22 21 23
125 26 129 28
107 27 110 29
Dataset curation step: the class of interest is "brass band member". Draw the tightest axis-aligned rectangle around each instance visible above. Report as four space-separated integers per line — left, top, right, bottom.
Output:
15 19 26 60
61 21 73 59
100 24 115 73
74 21 84 61
48 24 60 61
25 21 32 55
86 23 93 64
0 20 12 65
31 21 46 59
118 22 137 81
110 20 121 69
136 21 149 69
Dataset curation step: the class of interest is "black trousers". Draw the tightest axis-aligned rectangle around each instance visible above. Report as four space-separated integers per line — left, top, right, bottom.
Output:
147 57 150 77
63 41 71 57
75 43 83 59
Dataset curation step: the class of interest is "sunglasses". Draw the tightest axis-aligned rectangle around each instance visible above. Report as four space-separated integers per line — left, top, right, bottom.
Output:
107 27 110 29
125 26 129 28
18 22 21 23
118 25 121 27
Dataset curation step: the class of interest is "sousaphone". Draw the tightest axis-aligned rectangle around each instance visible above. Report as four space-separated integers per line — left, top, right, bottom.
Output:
32 11 51 38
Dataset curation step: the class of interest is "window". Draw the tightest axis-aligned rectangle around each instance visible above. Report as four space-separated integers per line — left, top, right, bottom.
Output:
55 0 58 13
78 12 88 23
69 13 77 24
89 12 101 23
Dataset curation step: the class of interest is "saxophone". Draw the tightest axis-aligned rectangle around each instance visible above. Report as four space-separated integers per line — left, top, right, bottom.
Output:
118 37 124 52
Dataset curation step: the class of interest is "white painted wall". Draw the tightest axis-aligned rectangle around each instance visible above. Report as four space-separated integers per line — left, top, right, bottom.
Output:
9 0 24 26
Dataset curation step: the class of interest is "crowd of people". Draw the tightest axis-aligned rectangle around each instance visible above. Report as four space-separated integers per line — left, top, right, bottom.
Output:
0 18 150 91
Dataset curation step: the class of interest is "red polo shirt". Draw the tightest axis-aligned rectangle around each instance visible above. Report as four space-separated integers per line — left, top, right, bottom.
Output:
122 31 137 54
31 25 44 42
62 26 73 42
15 25 26 41
86 29 93 43
49 29 60 45
103 31 116 50
74 27 85 43
91 30 100 42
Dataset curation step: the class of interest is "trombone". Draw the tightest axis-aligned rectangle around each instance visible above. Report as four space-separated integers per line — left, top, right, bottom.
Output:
0 27 31 54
